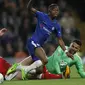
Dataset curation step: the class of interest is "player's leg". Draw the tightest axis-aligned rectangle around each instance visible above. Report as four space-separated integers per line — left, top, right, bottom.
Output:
6 67 42 80
0 57 11 77
20 56 33 66
37 66 62 79
6 56 33 75
27 39 48 65
16 56 42 75
41 73 62 79
19 39 48 73
7 58 43 80
16 56 34 70
42 66 62 79
21 39 47 74
34 47 48 65
22 47 48 75
19 62 43 80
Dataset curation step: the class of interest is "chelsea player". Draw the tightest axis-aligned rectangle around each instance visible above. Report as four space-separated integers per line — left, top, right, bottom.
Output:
25 0 73 65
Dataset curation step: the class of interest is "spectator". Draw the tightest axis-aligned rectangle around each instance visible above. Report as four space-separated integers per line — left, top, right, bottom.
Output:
60 10 80 45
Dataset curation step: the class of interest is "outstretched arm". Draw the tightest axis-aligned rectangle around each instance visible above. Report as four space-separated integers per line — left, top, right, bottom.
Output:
56 23 73 59
27 0 38 14
75 56 85 78
57 37 73 60
57 37 66 51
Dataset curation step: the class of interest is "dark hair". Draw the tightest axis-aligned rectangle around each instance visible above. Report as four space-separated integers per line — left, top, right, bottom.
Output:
73 39 82 46
48 4 59 12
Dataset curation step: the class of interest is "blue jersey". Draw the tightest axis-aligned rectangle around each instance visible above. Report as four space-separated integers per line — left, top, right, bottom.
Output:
26 11 62 61
31 11 62 46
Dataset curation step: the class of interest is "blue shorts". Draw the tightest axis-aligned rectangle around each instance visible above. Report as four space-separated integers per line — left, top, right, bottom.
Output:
26 38 41 61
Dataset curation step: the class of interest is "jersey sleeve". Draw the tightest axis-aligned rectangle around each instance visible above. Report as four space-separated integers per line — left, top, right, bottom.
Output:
55 23 62 37
34 11 44 18
75 55 85 78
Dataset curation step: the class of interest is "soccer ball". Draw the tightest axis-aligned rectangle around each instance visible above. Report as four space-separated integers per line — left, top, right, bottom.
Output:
0 73 4 83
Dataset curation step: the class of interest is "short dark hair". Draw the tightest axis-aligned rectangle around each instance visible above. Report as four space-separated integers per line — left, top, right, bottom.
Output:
73 39 82 46
48 4 58 12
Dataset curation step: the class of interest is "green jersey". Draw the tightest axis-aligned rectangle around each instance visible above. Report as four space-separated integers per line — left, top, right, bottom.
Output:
46 46 85 78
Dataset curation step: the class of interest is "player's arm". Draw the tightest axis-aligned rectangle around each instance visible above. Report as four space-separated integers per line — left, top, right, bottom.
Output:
0 28 7 36
55 23 73 59
27 0 38 14
57 37 73 59
57 37 66 51
75 55 85 78
55 23 66 52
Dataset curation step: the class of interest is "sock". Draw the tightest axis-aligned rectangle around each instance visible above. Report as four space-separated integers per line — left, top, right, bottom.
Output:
42 66 47 73
42 66 62 79
41 72 62 79
17 60 43 73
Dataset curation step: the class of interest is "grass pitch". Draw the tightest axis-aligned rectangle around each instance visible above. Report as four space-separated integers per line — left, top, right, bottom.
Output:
2 65 85 85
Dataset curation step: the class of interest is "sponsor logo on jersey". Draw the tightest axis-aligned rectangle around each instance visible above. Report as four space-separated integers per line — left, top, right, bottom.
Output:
43 27 51 35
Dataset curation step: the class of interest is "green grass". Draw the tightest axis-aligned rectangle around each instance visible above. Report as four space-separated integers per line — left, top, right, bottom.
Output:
2 65 85 85
2 79 85 85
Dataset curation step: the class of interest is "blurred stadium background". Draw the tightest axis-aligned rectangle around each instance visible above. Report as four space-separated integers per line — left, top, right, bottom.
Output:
0 0 85 64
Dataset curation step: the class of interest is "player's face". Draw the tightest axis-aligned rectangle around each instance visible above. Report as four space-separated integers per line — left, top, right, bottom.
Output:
50 7 59 18
69 42 80 55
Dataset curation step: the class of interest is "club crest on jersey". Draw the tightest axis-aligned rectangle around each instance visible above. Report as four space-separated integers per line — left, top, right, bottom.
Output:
52 27 55 30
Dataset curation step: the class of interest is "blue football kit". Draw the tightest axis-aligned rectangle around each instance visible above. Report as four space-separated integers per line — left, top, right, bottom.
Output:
26 11 62 61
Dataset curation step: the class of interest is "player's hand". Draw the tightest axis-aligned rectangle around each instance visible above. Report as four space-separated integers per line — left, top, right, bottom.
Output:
66 52 74 60
0 28 7 36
